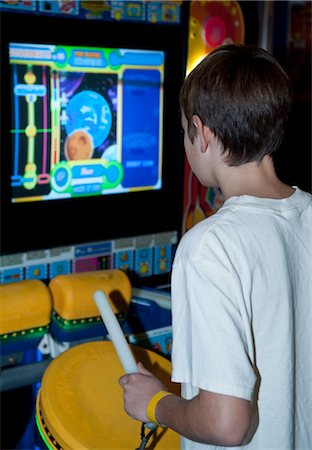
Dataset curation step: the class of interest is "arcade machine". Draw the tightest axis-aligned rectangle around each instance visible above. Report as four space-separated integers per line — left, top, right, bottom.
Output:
0 0 188 348
0 1 188 448
0 1 246 448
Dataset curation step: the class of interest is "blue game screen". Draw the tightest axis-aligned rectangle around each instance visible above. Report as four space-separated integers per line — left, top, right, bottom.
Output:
9 42 164 202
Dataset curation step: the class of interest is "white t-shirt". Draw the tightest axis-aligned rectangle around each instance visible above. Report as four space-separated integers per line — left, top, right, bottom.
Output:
171 187 312 450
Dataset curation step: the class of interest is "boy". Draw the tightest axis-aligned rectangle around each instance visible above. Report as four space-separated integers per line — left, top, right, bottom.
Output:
119 44 312 449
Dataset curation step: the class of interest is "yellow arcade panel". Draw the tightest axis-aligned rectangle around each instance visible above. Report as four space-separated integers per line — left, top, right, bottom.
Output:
49 269 132 321
0 280 52 336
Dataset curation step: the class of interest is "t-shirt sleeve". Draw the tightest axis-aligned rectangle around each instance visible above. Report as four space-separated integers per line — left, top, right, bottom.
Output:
171 256 257 401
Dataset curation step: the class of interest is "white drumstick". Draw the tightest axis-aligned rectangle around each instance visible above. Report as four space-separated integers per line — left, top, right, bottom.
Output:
94 289 138 373
93 290 157 430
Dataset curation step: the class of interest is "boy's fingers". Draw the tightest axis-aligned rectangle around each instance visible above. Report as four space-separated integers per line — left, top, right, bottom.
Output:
119 363 153 389
137 361 153 376
118 375 129 386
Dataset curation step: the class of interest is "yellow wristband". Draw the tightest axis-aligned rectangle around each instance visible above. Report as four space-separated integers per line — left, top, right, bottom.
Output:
147 390 173 426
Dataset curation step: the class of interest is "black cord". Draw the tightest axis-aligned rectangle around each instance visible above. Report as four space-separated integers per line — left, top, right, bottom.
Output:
135 422 156 450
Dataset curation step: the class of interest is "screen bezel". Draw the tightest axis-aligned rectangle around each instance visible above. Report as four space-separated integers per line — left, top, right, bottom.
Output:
0 10 188 255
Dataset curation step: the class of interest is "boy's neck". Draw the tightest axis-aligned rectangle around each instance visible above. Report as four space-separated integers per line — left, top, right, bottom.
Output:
218 155 295 201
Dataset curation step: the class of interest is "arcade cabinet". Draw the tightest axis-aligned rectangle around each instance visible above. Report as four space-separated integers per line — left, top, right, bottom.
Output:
0 1 189 448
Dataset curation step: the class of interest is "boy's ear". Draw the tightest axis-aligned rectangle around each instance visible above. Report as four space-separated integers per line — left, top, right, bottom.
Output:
192 114 213 153
191 114 203 133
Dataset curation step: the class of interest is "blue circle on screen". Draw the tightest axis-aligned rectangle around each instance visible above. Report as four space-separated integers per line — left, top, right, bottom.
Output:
54 48 67 64
106 164 120 183
54 167 69 188
65 90 112 148
51 162 71 193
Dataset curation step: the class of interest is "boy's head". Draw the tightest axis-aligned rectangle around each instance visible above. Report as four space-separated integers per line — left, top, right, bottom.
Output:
180 44 292 166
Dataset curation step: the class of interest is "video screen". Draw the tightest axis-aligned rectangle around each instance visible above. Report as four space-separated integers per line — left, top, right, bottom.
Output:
9 42 164 203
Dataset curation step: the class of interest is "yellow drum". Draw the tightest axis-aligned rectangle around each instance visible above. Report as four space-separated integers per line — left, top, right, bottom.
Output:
36 341 180 449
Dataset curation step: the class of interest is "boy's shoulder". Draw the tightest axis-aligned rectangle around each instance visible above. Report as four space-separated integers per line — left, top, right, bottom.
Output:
176 188 312 261
177 204 235 259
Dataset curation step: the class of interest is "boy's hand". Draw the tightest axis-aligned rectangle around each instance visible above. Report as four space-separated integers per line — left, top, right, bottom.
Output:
119 362 168 423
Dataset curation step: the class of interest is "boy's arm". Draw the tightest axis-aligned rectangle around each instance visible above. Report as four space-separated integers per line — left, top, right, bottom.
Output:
119 363 252 447
156 389 251 447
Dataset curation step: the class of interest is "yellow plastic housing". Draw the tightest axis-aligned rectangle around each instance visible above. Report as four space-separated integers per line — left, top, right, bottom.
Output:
0 279 52 335
49 269 132 321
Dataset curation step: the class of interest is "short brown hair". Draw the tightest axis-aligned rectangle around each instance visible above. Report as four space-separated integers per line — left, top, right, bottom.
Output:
180 44 293 166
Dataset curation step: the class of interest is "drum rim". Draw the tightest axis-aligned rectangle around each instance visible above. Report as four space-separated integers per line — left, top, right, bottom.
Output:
36 389 63 450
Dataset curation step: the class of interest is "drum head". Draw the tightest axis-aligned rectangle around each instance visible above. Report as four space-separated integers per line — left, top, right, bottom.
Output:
36 341 180 449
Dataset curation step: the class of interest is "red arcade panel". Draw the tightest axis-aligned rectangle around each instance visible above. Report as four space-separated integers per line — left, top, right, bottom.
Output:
183 0 245 234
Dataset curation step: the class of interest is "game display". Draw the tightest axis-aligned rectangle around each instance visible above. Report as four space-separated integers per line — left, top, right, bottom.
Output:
10 42 164 203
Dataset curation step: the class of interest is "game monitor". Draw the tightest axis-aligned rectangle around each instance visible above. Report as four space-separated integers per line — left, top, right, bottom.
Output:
9 42 164 202
0 10 188 255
